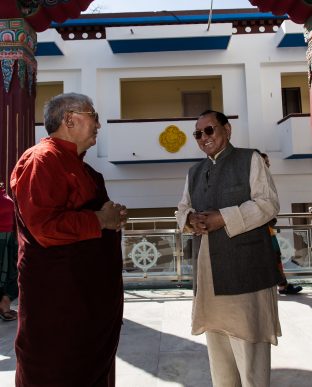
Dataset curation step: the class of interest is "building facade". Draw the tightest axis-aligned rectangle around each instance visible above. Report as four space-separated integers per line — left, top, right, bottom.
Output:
34 8 312 216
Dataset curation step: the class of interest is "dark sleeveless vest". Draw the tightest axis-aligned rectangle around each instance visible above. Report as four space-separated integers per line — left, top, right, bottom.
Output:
188 144 282 295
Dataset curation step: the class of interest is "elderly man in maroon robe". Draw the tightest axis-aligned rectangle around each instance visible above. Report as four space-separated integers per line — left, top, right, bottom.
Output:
10 92 127 387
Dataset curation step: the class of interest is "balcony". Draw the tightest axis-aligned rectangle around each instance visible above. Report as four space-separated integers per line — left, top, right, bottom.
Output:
274 20 306 48
107 116 239 164
36 29 65 56
278 113 312 159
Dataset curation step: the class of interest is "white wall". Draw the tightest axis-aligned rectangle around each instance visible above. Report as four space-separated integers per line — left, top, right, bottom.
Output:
36 22 312 211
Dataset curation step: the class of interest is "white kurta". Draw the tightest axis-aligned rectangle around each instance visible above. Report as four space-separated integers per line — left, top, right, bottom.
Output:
176 152 281 345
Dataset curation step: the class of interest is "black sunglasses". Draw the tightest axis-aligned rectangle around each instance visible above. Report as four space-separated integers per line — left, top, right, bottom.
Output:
192 126 217 140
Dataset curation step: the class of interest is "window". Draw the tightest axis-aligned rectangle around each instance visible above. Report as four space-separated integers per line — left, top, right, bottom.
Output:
282 87 302 117
35 82 63 124
182 91 212 117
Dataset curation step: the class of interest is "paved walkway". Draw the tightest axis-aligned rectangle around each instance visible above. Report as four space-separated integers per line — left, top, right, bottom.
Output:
1 287 312 386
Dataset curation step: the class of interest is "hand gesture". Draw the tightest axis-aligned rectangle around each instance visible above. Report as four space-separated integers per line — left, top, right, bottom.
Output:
188 212 208 235
200 210 225 232
95 201 128 231
188 210 225 235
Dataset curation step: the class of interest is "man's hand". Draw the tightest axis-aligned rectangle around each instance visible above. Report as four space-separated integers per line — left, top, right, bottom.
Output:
201 210 225 232
95 201 128 231
188 212 208 235
188 210 225 235
116 203 128 230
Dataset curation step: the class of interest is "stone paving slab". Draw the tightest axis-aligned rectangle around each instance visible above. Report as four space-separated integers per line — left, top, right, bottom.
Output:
118 288 312 387
1 288 312 386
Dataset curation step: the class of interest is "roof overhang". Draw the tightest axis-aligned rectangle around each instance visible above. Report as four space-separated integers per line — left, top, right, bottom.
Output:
106 23 232 53
275 20 306 47
35 29 65 56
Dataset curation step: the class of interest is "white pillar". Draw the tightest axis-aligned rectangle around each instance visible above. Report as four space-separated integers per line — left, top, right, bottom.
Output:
244 61 266 151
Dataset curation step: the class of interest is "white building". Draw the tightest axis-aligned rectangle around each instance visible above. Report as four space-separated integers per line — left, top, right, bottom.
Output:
34 8 312 216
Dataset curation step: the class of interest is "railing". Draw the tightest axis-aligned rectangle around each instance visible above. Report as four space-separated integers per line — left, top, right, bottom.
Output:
123 217 190 283
122 214 312 284
274 213 312 277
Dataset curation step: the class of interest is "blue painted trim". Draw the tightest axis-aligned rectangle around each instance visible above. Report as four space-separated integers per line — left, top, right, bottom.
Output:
35 42 63 56
111 158 204 164
51 12 287 28
278 33 306 48
285 154 312 159
108 36 230 53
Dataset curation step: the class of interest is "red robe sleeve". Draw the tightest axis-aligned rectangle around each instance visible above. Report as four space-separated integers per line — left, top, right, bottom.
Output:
11 144 102 248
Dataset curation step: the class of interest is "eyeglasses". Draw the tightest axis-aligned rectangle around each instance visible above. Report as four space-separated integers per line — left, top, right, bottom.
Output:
192 126 217 139
69 110 99 123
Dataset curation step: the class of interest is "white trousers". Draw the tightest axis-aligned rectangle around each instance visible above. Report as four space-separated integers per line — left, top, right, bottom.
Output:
205 332 271 387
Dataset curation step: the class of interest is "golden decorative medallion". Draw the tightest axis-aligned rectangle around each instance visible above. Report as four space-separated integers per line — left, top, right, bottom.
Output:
159 125 186 153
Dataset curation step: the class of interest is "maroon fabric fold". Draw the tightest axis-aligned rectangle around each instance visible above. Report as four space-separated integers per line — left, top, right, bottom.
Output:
0 187 14 232
13 159 123 387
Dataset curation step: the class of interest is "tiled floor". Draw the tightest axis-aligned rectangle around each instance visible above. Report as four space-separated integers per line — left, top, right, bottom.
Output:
1 287 312 386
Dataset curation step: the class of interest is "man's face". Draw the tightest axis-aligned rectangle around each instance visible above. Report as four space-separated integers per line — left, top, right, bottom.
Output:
195 113 231 158
68 105 101 153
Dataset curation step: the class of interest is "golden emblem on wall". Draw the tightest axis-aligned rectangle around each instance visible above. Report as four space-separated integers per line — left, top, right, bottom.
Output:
159 125 186 153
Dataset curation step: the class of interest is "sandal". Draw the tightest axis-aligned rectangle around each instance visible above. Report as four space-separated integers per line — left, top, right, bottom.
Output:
0 308 17 321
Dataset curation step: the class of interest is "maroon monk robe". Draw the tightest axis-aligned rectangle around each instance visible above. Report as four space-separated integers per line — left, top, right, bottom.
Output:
0 185 14 232
11 138 123 387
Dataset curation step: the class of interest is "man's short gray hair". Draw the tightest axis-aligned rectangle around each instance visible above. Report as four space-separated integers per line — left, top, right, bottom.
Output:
44 93 94 134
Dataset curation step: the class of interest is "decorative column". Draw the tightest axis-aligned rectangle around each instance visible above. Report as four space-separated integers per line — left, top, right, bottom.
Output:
0 18 37 190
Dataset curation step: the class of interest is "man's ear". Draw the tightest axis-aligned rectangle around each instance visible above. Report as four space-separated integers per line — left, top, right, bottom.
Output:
225 123 232 140
64 111 74 128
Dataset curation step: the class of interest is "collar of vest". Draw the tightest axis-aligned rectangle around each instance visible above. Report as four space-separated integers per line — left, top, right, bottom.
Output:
207 143 234 165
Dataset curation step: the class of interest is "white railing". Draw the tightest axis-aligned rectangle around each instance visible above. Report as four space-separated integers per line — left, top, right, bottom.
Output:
122 214 312 284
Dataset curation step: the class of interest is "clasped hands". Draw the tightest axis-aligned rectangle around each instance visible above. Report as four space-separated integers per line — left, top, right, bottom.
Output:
95 200 128 231
188 210 225 235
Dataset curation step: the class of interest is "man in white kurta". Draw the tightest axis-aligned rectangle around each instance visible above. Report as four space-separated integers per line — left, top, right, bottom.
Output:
176 110 281 387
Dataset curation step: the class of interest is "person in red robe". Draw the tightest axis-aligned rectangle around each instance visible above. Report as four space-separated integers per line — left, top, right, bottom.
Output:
10 92 127 387
0 182 18 321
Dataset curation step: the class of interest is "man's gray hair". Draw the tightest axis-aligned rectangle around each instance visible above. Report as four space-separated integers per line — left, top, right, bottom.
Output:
44 93 94 134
